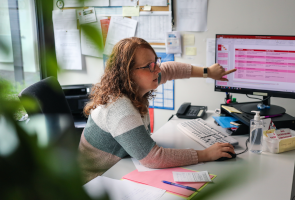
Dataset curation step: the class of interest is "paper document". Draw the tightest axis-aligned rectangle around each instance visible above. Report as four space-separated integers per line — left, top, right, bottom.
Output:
110 0 138 6
132 11 172 43
52 9 77 30
84 0 109 6
100 18 110 47
149 53 174 110
63 0 83 7
84 176 166 200
54 30 82 70
221 105 242 114
81 22 103 58
165 31 182 54
123 6 140 16
185 47 196 56
77 7 97 24
173 171 212 182
176 0 208 31
131 158 160 172
143 5 152 11
104 17 137 55
95 7 122 16
183 34 195 46
139 0 167 6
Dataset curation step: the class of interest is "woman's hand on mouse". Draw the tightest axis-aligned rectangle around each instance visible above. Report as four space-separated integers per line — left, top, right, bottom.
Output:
197 143 235 162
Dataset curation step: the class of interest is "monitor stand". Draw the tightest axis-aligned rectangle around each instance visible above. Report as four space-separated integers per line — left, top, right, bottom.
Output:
240 96 286 116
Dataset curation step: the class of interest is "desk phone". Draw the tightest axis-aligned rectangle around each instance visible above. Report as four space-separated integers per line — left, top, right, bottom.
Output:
176 103 207 119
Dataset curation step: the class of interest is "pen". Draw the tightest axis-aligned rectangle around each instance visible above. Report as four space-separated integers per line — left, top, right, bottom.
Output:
162 180 197 191
260 114 282 119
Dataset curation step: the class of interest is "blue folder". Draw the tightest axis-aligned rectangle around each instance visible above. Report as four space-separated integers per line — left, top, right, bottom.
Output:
212 116 239 128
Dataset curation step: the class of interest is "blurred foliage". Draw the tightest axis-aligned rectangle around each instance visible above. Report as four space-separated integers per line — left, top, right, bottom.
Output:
0 0 108 200
0 71 109 200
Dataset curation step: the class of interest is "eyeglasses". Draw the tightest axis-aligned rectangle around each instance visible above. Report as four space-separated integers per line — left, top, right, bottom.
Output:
135 58 161 72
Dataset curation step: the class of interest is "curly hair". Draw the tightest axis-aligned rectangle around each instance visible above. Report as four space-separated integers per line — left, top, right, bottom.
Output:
84 37 157 117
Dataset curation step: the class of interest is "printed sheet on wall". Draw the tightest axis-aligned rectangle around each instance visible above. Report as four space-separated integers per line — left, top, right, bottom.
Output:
149 52 175 110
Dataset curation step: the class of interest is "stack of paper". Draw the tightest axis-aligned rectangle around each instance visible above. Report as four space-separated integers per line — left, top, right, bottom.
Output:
221 105 242 114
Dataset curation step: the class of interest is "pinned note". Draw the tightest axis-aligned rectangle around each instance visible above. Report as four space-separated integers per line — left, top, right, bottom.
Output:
183 34 195 46
185 47 197 56
77 7 97 24
143 5 152 11
123 6 140 16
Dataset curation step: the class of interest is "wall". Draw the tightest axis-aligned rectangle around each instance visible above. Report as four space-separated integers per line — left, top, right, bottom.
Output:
57 0 295 131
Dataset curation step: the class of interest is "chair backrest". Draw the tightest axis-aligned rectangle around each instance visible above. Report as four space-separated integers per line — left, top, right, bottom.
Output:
18 76 73 119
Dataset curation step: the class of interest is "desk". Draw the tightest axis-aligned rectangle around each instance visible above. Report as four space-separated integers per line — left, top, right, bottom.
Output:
84 111 295 200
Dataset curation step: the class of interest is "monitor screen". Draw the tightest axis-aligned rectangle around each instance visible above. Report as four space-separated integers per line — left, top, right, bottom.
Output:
214 34 295 99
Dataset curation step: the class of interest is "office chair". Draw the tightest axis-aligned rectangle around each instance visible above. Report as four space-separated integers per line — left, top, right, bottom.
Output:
18 76 74 124
18 76 81 147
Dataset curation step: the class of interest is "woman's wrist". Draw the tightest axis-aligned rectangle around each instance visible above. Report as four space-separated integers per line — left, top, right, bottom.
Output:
206 67 211 78
196 150 207 162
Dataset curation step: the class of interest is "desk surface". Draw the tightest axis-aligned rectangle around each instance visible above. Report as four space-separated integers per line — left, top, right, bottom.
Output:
84 112 295 200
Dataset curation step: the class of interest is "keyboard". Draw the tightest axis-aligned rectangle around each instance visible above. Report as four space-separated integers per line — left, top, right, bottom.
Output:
177 118 239 148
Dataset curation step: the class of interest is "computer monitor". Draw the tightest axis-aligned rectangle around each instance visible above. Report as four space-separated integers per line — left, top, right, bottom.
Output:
214 34 295 116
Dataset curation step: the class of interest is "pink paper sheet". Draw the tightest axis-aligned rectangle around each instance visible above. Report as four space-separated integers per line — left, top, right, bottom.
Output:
122 167 214 197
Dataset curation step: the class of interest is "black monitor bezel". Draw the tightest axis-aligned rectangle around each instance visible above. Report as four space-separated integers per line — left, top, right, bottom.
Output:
214 34 295 100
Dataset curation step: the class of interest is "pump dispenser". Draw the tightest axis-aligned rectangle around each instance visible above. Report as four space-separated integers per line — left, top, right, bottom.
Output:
252 111 261 121
250 111 264 153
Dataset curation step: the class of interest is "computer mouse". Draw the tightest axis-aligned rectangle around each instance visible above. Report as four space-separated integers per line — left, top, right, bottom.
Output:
215 152 236 161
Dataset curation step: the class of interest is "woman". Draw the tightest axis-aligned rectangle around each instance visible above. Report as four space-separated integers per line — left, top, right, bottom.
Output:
79 37 237 183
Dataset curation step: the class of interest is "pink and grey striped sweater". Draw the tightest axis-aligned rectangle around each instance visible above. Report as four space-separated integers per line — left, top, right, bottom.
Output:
78 61 199 183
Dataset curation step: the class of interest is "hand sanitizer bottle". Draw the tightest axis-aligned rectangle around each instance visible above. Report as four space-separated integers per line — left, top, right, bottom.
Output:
250 111 264 154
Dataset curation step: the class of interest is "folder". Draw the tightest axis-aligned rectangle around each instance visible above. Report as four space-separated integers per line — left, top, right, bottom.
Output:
122 167 216 199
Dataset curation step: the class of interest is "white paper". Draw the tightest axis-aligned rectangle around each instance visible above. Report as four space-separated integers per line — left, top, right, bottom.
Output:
63 0 83 7
176 0 208 31
139 0 167 6
84 0 109 6
52 9 77 30
84 176 166 200
166 31 182 54
206 38 215 83
132 11 172 43
77 7 97 24
54 30 82 70
131 158 160 171
95 6 123 16
81 22 104 58
104 17 137 55
173 171 212 182
110 0 138 6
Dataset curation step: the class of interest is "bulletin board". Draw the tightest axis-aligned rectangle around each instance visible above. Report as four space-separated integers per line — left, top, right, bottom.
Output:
60 0 172 46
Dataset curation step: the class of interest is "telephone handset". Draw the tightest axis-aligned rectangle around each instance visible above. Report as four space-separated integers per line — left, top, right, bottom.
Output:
176 102 207 119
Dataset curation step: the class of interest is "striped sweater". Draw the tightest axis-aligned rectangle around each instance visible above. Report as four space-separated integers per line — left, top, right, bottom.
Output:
78 61 199 183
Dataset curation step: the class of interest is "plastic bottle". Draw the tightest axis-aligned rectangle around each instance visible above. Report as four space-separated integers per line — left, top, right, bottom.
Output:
250 111 264 154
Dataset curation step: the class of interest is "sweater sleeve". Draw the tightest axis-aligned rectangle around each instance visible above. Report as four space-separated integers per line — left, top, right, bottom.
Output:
159 61 192 85
107 97 199 168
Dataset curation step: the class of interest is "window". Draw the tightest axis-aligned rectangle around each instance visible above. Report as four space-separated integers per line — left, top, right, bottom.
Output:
0 0 40 93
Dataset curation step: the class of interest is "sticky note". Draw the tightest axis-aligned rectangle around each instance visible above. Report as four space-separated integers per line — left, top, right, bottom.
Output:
185 47 197 56
122 6 139 16
183 34 195 46
143 5 152 11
